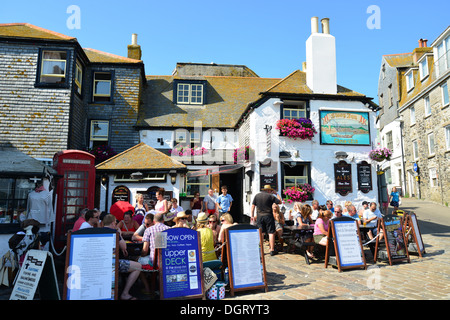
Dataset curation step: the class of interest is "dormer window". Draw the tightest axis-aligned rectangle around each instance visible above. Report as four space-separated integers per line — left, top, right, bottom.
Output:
36 49 70 87
418 55 429 80
174 80 206 105
405 69 415 92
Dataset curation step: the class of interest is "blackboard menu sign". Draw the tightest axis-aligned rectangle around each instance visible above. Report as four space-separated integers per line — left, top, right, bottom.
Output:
112 185 130 204
159 227 204 300
375 214 410 265
357 161 372 193
334 160 352 196
260 160 277 190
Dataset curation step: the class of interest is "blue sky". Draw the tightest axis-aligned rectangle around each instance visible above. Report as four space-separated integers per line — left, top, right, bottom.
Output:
1 0 449 101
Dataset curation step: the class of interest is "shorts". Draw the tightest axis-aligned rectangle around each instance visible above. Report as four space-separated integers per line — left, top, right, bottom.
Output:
257 215 276 234
119 259 131 273
390 201 399 207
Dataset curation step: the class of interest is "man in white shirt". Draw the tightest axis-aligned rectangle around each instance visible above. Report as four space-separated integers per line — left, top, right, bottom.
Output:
363 202 383 239
79 209 100 230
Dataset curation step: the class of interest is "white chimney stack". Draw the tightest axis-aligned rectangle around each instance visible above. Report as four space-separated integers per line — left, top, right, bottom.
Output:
306 17 337 94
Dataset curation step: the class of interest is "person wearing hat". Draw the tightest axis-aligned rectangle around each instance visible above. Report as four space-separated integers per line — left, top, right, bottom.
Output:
173 211 190 228
251 185 282 256
196 212 218 262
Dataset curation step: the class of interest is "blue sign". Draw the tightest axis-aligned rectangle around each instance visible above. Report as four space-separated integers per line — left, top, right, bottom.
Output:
160 228 203 299
413 163 418 172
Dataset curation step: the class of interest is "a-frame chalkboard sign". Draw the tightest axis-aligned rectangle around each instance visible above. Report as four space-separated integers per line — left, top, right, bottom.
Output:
404 212 425 257
225 224 268 297
325 217 367 272
374 214 410 266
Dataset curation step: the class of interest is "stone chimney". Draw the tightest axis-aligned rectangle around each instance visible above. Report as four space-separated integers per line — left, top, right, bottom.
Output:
127 33 142 60
413 38 432 63
306 17 337 94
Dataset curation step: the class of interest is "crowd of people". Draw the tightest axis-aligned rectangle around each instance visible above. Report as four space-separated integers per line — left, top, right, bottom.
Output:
70 185 397 299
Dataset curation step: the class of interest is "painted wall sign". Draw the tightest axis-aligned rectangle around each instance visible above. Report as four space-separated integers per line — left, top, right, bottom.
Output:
320 110 370 145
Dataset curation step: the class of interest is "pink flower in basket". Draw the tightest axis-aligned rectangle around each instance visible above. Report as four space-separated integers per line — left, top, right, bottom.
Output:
283 183 315 204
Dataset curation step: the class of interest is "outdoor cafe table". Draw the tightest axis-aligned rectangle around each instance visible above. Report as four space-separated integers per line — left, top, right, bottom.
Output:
283 225 314 254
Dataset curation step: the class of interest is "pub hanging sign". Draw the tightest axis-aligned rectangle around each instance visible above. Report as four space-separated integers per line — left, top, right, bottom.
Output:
334 160 352 196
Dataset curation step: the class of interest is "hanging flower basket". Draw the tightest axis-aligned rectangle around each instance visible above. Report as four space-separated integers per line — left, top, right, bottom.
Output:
170 145 208 156
369 148 392 162
233 146 254 164
282 183 315 204
87 145 117 164
276 118 317 140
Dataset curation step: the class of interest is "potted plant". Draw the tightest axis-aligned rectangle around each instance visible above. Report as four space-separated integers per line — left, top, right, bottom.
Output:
282 183 315 204
87 144 117 164
276 118 317 140
369 147 392 162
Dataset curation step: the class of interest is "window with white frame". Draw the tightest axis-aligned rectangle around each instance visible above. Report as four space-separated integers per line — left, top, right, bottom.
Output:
419 56 429 80
424 96 431 117
386 131 393 151
282 162 311 196
413 140 419 160
39 50 67 84
446 125 450 150
442 82 449 107
74 61 83 95
436 35 450 76
410 106 416 125
93 72 112 102
282 101 307 120
90 120 109 148
427 132 435 156
406 69 414 92
176 82 205 105
429 168 438 187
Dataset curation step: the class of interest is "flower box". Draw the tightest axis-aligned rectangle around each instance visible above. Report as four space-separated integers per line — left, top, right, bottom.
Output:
276 118 317 140
233 146 254 164
283 183 315 204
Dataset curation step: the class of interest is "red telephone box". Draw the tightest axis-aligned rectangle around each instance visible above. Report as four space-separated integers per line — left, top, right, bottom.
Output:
53 150 95 244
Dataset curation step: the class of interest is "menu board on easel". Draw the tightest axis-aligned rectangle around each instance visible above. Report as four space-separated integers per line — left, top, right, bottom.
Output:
225 224 268 297
63 228 119 300
325 217 366 272
375 214 410 265
405 213 425 257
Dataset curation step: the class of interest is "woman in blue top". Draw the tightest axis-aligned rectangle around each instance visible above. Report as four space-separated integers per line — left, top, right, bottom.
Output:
390 187 400 211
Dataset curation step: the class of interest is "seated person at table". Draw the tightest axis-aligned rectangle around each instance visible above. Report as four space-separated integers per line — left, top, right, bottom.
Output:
168 198 184 222
326 200 334 213
298 204 315 258
273 204 285 249
207 214 221 243
343 205 361 225
172 211 190 228
132 213 154 242
117 210 140 240
311 200 320 221
363 202 383 239
218 213 237 243
313 210 333 247
197 212 222 271
358 201 369 218
332 205 343 219
102 214 143 300
141 213 169 266
342 201 352 215
293 202 303 226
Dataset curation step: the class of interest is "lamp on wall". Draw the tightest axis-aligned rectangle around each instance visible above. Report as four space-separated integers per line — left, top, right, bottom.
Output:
264 125 272 133
169 170 177 185
335 151 348 160
131 172 143 180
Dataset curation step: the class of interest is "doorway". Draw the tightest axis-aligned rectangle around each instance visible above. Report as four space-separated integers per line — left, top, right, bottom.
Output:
219 169 243 223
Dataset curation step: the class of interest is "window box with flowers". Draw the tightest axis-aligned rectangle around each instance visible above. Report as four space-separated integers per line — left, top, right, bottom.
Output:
276 118 317 140
283 183 315 204
87 144 117 164
170 145 208 157
369 147 392 162
233 146 254 164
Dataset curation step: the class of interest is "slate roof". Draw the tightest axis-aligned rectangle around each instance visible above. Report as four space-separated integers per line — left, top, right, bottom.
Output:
0 147 57 176
137 75 281 129
95 142 186 171
383 53 414 68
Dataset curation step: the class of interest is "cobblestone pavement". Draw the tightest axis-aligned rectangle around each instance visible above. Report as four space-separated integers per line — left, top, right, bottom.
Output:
1 198 449 301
